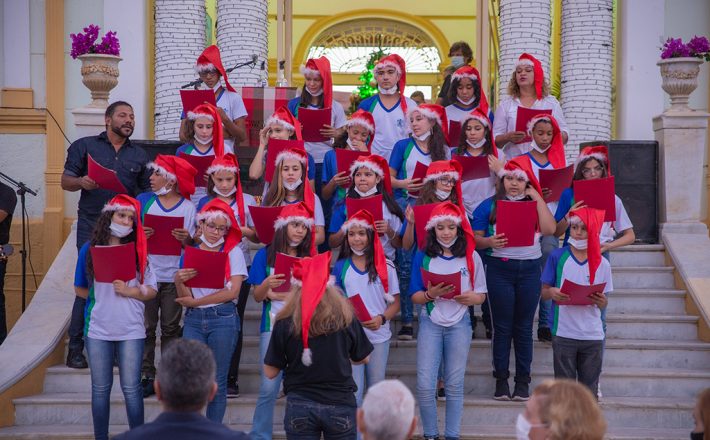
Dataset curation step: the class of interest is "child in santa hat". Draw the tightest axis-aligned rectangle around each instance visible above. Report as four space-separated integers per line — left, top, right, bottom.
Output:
74 195 158 439
332 209 400 406
409 202 487 440
173 198 248 423
263 252 373 440
471 157 557 401
137 154 198 397
541 207 612 394
179 45 248 150
358 54 419 161
444 65 490 131
492 53 569 160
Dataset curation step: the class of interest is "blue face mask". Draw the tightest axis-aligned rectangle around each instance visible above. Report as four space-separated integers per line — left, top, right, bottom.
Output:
451 56 465 68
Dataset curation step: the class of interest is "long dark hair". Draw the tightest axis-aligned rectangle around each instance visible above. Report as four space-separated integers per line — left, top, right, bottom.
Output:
447 76 481 110
266 226 312 267
424 226 467 258
338 227 379 284
456 118 494 156
332 130 349 149
426 124 449 160
573 157 608 182
416 180 459 207
86 211 138 281
298 89 324 109
343 178 404 222
206 170 238 199
488 177 533 224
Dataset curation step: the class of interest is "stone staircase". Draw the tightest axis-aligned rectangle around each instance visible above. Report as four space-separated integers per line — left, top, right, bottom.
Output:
0 244 707 439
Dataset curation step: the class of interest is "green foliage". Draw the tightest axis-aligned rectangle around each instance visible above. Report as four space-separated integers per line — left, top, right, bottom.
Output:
348 48 388 114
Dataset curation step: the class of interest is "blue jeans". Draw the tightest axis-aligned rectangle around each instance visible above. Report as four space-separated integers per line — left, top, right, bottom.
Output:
284 394 357 440
183 302 238 423
485 256 540 382
353 341 390 406
314 162 332 254
86 337 144 440
396 196 414 324
537 235 559 329
251 331 283 440
417 312 472 440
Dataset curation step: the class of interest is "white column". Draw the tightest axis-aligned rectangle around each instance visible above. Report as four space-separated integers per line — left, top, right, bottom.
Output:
2 0 31 88
560 0 613 158
216 0 268 87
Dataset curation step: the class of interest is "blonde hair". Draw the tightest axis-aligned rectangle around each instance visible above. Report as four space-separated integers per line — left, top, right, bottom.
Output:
275 284 353 338
263 159 305 207
533 380 607 440
506 69 550 98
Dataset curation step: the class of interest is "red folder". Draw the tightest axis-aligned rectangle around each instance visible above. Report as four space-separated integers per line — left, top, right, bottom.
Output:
143 214 184 256
447 120 462 146
452 154 491 181
88 154 128 194
249 205 285 245
559 280 607 306
496 200 538 247
408 161 429 197
183 246 227 289
348 294 373 322
573 176 616 222
421 269 461 299
179 89 216 114
336 149 370 187
413 203 440 250
298 108 331 142
272 252 301 293
90 243 136 283
515 107 552 143
539 165 574 202
178 153 214 188
264 139 306 182
345 195 383 223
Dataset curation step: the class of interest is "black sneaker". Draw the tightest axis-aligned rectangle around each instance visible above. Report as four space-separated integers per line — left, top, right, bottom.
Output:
494 379 511 401
142 377 155 398
537 327 552 342
512 382 530 401
397 325 414 340
66 350 88 369
227 382 240 398
437 387 446 401
485 328 493 340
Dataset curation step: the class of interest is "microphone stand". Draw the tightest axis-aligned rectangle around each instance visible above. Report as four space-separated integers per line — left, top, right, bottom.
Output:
0 171 38 312
181 56 259 89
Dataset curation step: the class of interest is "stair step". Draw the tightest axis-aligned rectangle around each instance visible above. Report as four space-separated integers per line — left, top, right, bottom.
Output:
610 267 675 289
609 245 666 267
608 289 686 314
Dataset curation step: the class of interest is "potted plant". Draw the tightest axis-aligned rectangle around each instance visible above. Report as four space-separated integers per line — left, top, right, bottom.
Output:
657 36 710 111
70 25 121 108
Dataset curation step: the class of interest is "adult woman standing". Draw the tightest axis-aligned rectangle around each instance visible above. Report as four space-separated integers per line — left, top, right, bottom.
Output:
492 53 569 160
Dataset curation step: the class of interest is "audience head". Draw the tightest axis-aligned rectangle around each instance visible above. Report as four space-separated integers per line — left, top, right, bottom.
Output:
357 380 416 440
154 339 217 412
410 90 426 106
692 388 710 440
448 41 473 68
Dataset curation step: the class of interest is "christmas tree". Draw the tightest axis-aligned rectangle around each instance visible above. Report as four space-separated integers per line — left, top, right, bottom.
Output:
348 48 387 114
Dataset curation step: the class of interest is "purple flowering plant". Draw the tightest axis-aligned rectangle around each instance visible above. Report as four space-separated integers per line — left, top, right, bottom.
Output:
660 36 710 61
70 24 120 59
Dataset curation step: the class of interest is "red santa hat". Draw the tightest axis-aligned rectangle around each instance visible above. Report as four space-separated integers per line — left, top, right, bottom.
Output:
265 106 303 141
345 109 376 150
568 207 605 284
101 195 147 284
450 66 489 115
516 53 544 100
147 154 197 201
206 154 246 227
408 104 449 142
424 160 465 213
349 154 392 195
499 155 543 196
195 45 236 93
196 198 243 281
460 108 499 158
273 201 317 256
423 202 476 291
375 54 409 114
526 114 566 169
187 103 226 158
293 251 334 366
576 145 611 175
340 209 394 304
300 57 333 109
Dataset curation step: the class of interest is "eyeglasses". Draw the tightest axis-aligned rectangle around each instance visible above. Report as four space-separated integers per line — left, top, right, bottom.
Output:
437 177 457 186
204 223 227 233
581 166 603 176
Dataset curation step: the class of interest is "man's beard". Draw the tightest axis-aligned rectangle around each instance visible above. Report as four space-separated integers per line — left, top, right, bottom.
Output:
111 123 134 138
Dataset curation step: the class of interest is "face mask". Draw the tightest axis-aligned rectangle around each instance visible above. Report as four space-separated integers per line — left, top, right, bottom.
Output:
346 138 364 151
355 186 378 197
690 433 704 440
515 413 532 440
531 140 550 153
435 188 451 201
109 222 133 238
212 83 222 92
378 85 398 95
436 236 458 248
351 247 366 256
194 135 213 145
200 234 224 248
467 138 486 149
414 131 431 141
214 186 237 197
153 184 172 196
283 179 302 191
307 87 323 96
451 56 465 68
568 238 588 250
507 193 527 201
288 239 302 248
458 95 477 106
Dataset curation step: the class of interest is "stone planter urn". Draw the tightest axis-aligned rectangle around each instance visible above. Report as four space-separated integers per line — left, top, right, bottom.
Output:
77 54 121 108
657 57 704 112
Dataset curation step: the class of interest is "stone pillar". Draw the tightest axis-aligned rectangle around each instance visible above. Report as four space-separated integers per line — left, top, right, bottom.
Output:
654 111 710 236
560 0 613 159
216 0 269 87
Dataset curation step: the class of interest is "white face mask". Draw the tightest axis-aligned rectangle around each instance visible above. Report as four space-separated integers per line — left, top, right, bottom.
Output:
194 135 213 146
212 83 222 92
435 188 451 201
507 193 527 201
214 186 237 197
515 413 532 440
283 179 302 191
531 140 550 153
467 138 487 149
437 236 458 248
153 184 172 197
414 131 431 141
351 247 366 256
346 138 363 151
109 222 133 238
354 186 378 198
568 238 588 250
451 56 465 68
288 239 302 248
458 95 477 106
307 87 323 96
378 84 398 95
200 234 224 248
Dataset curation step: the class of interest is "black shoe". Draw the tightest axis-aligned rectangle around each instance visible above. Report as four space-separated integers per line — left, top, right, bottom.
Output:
471 330 476 340
494 379 511 401
397 325 414 341
142 377 155 398
227 382 240 398
437 387 446 401
485 328 493 340
512 382 530 401
66 350 88 369
537 327 552 342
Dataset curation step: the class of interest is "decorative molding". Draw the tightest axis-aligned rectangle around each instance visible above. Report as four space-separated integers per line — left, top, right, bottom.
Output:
1 88 33 109
0 108 46 134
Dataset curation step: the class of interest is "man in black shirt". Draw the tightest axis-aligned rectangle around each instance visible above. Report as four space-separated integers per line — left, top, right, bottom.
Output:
0 181 17 345
61 101 151 368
